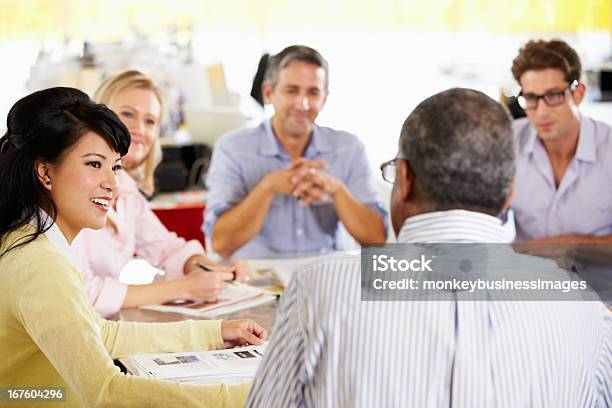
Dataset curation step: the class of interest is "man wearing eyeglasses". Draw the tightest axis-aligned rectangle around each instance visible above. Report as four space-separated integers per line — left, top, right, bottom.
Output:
245 88 611 407
510 39 612 243
204 45 387 258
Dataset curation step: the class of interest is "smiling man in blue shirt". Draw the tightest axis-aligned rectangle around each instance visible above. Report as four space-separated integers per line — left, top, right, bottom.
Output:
204 45 387 258
510 39 612 243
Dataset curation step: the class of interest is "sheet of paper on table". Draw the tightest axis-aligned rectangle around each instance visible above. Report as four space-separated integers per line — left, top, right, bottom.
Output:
139 283 277 318
120 343 267 385
247 251 359 288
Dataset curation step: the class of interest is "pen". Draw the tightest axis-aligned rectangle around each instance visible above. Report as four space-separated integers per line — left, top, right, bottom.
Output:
194 261 236 281
194 261 213 272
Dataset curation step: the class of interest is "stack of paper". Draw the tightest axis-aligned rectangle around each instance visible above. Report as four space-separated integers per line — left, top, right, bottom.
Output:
121 344 267 385
140 283 277 318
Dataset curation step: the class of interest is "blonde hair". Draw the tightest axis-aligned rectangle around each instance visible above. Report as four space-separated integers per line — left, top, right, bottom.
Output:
94 70 165 197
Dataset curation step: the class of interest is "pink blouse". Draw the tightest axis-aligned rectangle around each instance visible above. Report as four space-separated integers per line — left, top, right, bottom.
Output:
73 171 204 317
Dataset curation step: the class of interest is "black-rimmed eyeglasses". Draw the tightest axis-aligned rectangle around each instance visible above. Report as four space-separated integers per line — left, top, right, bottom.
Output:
517 80 578 110
380 158 402 183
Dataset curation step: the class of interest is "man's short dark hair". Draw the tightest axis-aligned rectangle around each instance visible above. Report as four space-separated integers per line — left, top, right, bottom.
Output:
511 39 582 84
400 88 515 214
264 45 329 92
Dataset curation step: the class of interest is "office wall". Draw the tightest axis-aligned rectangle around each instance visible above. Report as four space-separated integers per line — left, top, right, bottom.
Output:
1 0 608 41
0 0 610 172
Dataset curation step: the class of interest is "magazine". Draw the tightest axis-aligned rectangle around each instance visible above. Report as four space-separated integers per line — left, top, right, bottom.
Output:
140 282 277 318
120 343 267 385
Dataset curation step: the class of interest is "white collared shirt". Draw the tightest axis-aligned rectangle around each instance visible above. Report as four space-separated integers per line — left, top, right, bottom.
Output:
398 209 511 243
246 210 611 407
34 210 82 272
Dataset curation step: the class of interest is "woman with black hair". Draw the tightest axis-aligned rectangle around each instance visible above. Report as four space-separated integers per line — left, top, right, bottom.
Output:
0 87 266 407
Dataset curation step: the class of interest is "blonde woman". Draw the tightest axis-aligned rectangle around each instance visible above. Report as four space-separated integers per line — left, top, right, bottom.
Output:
95 70 161 198
0 87 265 406
73 70 251 318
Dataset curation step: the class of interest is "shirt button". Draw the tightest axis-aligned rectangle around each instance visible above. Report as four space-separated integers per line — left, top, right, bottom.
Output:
296 229 304 236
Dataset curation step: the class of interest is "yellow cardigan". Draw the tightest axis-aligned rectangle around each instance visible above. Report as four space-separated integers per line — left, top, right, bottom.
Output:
0 226 249 407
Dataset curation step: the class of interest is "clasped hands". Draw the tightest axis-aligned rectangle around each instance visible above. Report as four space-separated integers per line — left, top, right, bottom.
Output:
265 158 341 206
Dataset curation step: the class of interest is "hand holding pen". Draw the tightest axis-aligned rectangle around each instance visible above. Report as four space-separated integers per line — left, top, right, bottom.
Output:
181 268 234 302
187 255 252 283
193 261 236 281
178 255 253 301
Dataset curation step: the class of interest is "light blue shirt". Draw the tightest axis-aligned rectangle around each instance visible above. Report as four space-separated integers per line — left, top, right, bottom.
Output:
511 115 612 241
246 210 612 407
204 120 387 258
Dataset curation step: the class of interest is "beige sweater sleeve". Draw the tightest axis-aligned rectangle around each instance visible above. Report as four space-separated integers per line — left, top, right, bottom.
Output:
14 251 248 407
96 316 224 359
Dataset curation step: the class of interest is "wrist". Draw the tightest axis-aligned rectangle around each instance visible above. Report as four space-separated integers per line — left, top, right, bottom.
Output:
329 179 346 200
259 174 277 195
172 277 192 299
258 174 274 194
217 319 226 346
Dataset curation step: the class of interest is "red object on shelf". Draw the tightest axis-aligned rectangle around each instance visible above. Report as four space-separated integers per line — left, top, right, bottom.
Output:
152 203 206 248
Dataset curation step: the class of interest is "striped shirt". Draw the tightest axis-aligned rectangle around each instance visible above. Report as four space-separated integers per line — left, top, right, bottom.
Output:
246 210 612 407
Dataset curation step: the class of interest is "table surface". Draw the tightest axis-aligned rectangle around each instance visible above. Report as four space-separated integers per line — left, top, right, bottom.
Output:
115 261 291 333
117 300 279 334
115 254 351 331
116 249 612 333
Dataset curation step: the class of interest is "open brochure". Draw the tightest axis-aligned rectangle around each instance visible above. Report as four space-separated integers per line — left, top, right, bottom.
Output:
140 283 277 318
119 343 267 385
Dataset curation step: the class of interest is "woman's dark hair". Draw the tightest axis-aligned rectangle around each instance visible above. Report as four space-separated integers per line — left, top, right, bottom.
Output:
0 87 130 256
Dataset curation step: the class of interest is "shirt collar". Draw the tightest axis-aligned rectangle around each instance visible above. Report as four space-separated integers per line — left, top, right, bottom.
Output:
523 114 596 163
398 209 510 243
574 115 596 163
307 124 332 155
34 209 82 271
259 119 331 158
523 124 538 155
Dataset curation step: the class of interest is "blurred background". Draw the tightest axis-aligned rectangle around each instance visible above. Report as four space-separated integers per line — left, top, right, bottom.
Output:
1 0 610 175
